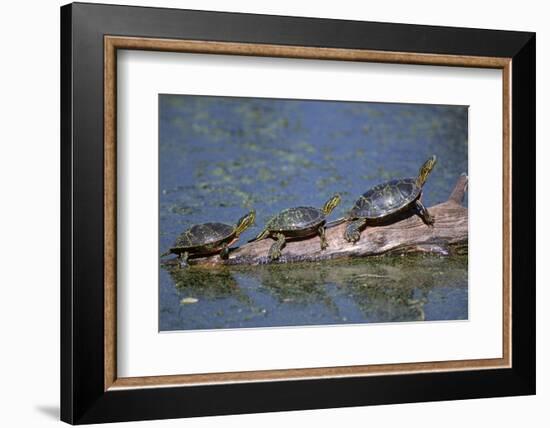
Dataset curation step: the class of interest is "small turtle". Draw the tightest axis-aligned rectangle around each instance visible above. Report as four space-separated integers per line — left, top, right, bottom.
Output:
250 194 341 261
161 211 256 268
341 155 437 243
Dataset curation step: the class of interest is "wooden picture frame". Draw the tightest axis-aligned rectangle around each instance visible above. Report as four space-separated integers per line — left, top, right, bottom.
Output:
61 2 535 424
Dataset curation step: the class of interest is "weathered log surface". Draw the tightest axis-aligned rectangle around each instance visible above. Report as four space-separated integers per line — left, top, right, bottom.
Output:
186 175 468 267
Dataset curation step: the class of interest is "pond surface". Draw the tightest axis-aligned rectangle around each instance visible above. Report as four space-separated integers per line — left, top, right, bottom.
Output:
159 95 468 331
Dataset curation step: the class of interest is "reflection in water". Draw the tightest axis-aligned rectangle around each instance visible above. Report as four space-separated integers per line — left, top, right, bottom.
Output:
158 95 468 331
160 256 467 331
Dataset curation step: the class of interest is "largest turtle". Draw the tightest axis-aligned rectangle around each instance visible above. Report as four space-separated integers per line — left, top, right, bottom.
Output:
250 194 341 261
340 155 437 243
161 211 255 268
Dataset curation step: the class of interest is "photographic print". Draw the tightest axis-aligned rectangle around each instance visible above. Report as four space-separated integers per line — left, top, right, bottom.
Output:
62 6 533 422
159 94 468 331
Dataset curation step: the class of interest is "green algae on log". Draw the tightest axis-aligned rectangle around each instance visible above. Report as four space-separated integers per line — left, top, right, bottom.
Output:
169 175 468 266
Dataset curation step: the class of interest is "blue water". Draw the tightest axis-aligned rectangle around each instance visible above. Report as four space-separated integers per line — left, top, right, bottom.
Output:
159 95 468 331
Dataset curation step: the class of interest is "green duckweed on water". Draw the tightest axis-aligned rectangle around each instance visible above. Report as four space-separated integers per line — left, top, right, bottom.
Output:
159 94 468 331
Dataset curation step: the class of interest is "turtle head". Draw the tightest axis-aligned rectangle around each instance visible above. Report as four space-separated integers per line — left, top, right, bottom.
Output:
416 155 437 187
234 210 256 236
322 194 341 215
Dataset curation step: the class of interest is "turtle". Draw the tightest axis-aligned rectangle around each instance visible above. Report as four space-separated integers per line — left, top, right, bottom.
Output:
161 211 256 268
249 194 341 261
339 155 437 243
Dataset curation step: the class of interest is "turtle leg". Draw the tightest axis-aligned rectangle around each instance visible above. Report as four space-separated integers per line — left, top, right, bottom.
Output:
344 219 366 243
318 225 328 250
268 233 286 261
178 251 189 268
220 244 230 260
414 200 435 226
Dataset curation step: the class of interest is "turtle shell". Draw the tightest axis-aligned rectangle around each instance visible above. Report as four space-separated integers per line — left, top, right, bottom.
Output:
349 178 421 220
266 207 325 232
172 222 235 251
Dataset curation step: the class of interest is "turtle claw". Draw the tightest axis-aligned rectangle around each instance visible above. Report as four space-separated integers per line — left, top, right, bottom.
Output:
344 219 366 244
268 233 286 261
318 226 328 250
344 227 361 244
345 231 360 244
414 200 435 227
268 248 281 261
178 251 189 269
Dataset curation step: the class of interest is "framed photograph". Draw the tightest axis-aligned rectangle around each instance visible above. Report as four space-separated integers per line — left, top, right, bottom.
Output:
61 2 535 424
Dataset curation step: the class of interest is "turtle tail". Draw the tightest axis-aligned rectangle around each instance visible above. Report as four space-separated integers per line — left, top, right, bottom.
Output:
247 229 270 243
325 217 347 228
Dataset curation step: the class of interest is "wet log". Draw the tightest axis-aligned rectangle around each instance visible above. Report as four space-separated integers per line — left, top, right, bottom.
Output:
190 175 468 266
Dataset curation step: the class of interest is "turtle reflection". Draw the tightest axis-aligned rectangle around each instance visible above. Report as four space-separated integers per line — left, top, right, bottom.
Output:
165 263 242 298
161 264 261 331
234 256 467 326
161 256 467 330
245 259 433 323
